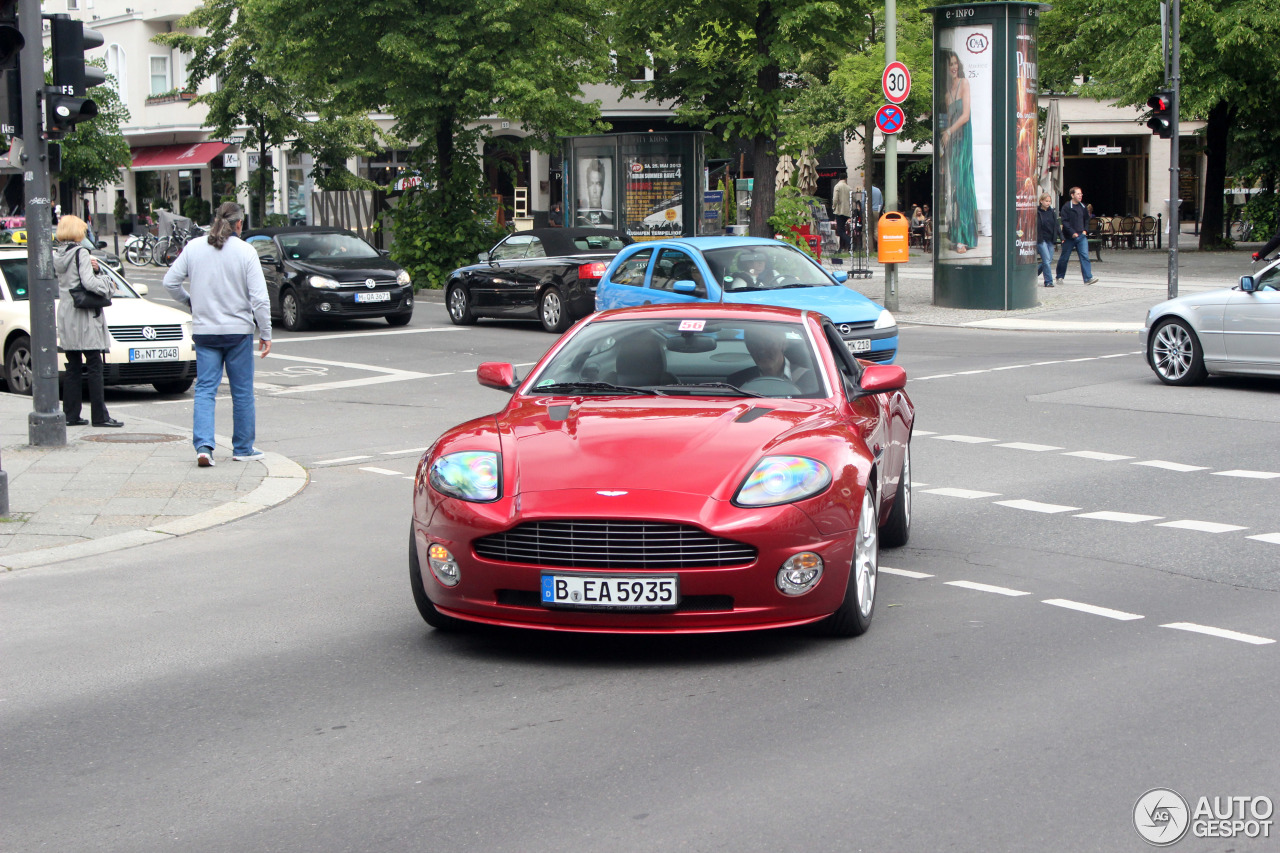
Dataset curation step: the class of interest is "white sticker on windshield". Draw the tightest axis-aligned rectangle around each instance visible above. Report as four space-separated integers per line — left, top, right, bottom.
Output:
678 320 706 331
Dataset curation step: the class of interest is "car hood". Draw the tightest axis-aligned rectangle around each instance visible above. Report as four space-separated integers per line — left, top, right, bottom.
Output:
723 284 884 323
102 297 193 325
287 256 402 281
1149 287 1238 316
498 395 835 499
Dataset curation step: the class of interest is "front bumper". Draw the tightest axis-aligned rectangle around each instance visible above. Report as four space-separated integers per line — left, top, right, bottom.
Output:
303 285 414 319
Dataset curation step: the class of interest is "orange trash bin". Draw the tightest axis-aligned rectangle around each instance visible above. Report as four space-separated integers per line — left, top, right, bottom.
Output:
877 212 909 263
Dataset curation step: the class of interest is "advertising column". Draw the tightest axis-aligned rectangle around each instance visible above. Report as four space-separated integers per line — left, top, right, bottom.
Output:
931 2 1042 309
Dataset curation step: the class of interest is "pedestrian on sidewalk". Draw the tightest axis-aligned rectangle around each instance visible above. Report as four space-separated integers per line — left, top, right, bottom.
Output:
832 173 852 252
163 202 271 467
1056 186 1099 285
54 215 123 428
1036 193 1059 287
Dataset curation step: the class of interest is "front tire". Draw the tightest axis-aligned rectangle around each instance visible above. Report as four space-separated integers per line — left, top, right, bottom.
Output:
280 290 309 332
153 378 194 395
447 284 476 325
879 441 912 548
813 482 878 637
409 525 467 631
539 286 571 333
4 334 32 395
386 311 413 327
1149 318 1207 385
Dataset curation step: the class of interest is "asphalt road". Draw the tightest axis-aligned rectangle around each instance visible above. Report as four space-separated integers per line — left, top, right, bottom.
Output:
3 292 1278 852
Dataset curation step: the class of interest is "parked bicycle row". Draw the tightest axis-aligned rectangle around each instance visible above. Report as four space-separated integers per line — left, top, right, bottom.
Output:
122 210 207 268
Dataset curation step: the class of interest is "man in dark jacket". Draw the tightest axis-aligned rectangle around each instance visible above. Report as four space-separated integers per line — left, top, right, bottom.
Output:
1252 223 1280 261
1055 186 1099 284
1036 193 1058 287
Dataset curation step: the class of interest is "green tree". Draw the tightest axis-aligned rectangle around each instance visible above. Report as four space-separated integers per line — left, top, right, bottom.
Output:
613 0 872 237
55 64 132 208
1039 0 1280 249
245 0 613 287
155 0 381 225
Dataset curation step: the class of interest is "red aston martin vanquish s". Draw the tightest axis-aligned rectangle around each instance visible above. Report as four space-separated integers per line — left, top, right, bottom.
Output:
411 302 914 636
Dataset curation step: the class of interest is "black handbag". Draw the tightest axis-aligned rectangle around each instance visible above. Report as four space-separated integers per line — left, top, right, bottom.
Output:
68 248 112 310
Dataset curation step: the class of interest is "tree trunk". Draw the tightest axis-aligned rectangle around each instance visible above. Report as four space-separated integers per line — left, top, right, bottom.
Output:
1197 100 1232 251
748 4 780 238
436 111 455 190
258 135 269 226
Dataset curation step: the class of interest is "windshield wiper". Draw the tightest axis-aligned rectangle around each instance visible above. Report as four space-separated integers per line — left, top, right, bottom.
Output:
533 381 667 396
680 382 764 397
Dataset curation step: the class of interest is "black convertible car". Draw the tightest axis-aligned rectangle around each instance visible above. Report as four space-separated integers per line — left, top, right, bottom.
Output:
243 226 414 331
445 228 631 332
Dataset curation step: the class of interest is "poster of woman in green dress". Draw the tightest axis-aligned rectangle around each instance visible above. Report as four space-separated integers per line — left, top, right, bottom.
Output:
937 28 992 264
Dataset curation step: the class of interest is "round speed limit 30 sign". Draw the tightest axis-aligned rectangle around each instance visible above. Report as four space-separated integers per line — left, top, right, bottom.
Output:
882 61 911 105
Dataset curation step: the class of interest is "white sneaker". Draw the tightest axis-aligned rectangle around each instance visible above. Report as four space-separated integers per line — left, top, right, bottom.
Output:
197 450 215 467
232 450 266 461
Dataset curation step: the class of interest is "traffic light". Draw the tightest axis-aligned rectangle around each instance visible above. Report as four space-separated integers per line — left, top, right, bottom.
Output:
46 14 105 136
1146 89 1173 139
0 0 23 138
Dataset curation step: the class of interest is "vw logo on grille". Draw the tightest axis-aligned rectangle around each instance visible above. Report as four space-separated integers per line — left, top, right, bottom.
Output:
839 324 852 336
365 278 376 289
142 326 157 340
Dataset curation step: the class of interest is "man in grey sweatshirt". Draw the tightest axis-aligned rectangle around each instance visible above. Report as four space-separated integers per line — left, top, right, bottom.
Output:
163 202 272 467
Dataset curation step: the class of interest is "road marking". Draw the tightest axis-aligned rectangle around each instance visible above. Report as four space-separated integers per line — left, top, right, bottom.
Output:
1156 520 1248 534
1161 623 1275 645
1075 511 1164 523
954 369 988 375
922 487 1002 499
933 434 997 444
315 455 372 465
912 430 937 436
1212 470 1280 480
946 580 1031 597
990 364 1027 371
995 442 1063 452
1042 599 1144 620
263 353 445 394
274 326 471 344
995 499 1080 513
359 467 405 476
1032 360 1064 365
915 374 955 380
1246 533 1280 545
1133 460 1209 472
880 567 934 579
1062 450 1134 461
383 448 430 456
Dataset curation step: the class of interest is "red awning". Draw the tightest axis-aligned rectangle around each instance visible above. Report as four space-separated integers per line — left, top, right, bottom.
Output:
130 142 230 171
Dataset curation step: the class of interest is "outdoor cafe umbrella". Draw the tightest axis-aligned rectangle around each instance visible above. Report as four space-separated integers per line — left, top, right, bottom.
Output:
775 153 796 191
797 150 819 196
1038 98 1064 205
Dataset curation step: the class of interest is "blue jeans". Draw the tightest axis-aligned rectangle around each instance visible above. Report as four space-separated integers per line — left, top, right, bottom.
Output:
1037 241 1055 285
1056 234 1093 281
193 334 256 456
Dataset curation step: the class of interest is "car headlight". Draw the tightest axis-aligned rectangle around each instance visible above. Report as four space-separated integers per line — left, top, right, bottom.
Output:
874 308 895 329
397 269 411 287
734 456 832 507
308 275 341 289
428 451 501 502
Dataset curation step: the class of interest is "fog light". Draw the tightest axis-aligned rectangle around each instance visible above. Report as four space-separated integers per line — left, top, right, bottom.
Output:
319 302 332 312
428 543 461 587
777 552 823 595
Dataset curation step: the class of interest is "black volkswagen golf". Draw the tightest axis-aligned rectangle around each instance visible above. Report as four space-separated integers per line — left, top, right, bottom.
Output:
243 226 414 331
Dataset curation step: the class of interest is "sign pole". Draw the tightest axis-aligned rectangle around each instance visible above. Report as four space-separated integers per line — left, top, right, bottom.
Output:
1167 0 1180 300
883 0 899 312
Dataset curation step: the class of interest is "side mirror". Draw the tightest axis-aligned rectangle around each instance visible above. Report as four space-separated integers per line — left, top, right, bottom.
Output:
478 251 492 264
259 254 279 266
96 240 108 249
477 362 519 393
1239 275 1256 292
858 364 907 394
831 270 849 283
673 279 698 293
133 282 149 296
378 248 390 257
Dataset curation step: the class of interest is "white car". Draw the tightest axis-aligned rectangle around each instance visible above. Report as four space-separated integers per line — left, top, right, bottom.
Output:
1141 256 1280 385
0 247 196 395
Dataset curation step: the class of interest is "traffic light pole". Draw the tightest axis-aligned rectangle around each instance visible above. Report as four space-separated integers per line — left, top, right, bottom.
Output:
1166 0 1180 300
18 0 64 446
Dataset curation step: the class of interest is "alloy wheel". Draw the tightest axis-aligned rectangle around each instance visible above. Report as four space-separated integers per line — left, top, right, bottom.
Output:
854 487 879 618
1152 322 1193 381
541 290 563 330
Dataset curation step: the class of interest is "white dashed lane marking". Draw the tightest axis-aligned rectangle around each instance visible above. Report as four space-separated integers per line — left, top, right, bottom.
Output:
1248 533 1280 545
1075 511 1164 523
880 567 934 579
1212 470 1280 480
1155 520 1248 534
359 467 404 476
316 455 371 465
1043 599 1144 621
933 435 997 444
1133 460 1209 472
995 442 1063 452
1062 450 1134 462
994 499 1080 514
383 448 429 456
945 580 1032 597
1161 623 1276 645
922 487 1001 499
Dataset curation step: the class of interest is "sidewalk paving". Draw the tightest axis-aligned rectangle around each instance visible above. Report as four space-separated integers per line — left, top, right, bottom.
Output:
1 230 1259 571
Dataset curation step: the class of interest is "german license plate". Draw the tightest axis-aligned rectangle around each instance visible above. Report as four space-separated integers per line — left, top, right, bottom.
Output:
129 346 179 362
541 573 679 609
845 338 871 354
355 291 391 303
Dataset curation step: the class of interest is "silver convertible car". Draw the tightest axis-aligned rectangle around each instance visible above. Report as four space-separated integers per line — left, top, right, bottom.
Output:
1141 256 1280 385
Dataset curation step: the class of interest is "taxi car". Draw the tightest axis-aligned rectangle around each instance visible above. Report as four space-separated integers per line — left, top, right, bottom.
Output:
0 247 195 395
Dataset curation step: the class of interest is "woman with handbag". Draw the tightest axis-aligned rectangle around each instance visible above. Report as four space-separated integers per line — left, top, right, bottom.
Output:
54 214 123 428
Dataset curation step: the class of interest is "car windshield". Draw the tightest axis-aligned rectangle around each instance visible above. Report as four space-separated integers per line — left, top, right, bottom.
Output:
703 245 834 292
0 258 139 301
529 317 826 398
277 232 380 261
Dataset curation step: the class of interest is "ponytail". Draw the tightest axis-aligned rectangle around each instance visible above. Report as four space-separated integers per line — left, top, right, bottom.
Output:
208 202 245 249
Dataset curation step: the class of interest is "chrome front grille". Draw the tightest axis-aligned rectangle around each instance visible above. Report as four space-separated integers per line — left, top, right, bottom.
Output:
474 521 757 569
109 324 184 342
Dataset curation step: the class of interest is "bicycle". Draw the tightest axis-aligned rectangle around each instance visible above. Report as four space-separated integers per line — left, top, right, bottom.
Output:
122 230 158 266
151 224 204 267
1228 212 1254 242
